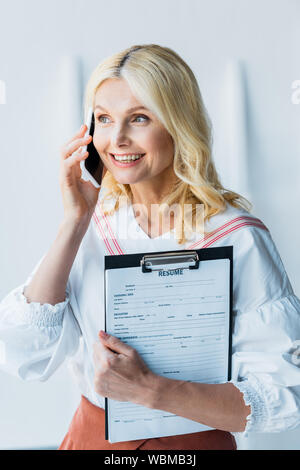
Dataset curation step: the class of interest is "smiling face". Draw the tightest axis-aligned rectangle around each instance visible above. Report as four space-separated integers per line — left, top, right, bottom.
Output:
93 78 175 187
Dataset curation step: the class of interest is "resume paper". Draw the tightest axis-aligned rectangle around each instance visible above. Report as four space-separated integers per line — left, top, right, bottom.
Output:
105 258 231 443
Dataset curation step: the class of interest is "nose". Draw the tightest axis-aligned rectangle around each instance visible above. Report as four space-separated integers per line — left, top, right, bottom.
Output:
110 123 131 148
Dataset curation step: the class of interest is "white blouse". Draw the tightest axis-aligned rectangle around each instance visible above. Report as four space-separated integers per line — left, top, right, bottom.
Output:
1 187 300 438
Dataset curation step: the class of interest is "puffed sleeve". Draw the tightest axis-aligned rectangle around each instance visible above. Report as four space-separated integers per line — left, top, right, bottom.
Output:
0 254 81 381
230 224 300 436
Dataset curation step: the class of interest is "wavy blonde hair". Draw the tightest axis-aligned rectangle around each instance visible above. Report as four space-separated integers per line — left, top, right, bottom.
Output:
84 44 251 244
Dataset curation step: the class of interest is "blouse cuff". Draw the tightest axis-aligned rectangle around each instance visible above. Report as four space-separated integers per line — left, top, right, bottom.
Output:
230 373 269 437
13 286 70 328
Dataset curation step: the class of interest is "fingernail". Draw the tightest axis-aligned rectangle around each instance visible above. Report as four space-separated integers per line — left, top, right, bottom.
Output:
99 330 109 339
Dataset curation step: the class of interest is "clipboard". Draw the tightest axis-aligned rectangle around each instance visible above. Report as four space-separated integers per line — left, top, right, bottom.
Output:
104 246 233 443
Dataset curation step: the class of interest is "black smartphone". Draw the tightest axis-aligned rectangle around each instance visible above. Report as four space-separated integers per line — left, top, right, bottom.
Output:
80 106 106 187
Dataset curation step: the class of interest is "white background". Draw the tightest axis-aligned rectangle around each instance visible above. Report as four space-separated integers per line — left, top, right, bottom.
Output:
0 0 299 449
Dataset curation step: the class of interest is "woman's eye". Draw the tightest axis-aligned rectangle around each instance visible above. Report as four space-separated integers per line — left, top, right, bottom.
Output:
96 114 148 123
134 115 148 122
97 115 110 123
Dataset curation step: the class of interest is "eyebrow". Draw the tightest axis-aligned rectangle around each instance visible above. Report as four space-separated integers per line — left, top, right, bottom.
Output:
94 105 149 113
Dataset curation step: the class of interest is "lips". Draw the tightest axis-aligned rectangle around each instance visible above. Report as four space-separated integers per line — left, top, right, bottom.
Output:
110 153 146 159
109 153 146 167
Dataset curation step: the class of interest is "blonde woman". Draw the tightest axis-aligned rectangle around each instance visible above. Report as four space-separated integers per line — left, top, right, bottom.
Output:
1 44 300 450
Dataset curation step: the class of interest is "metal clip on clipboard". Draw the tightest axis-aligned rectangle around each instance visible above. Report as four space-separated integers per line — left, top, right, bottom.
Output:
141 251 199 273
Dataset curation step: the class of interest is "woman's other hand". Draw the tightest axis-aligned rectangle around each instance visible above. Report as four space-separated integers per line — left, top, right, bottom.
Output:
93 331 156 406
59 124 100 223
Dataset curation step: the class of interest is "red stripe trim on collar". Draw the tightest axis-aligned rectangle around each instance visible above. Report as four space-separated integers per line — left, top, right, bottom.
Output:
92 212 115 255
201 221 268 248
98 205 124 255
187 216 267 250
93 206 268 255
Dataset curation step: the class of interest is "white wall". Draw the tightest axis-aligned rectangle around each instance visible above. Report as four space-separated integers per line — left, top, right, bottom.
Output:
0 0 299 449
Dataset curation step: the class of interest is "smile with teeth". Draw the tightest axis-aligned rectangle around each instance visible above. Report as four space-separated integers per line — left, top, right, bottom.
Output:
111 153 145 162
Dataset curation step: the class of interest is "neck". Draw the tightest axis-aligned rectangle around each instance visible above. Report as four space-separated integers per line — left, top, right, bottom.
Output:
129 171 178 236
129 172 177 219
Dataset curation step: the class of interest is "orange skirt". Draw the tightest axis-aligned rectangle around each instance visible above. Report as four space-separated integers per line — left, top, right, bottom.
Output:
59 395 236 450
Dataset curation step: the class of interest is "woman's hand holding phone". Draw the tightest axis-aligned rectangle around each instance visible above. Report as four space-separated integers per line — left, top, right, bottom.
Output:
59 124 100 224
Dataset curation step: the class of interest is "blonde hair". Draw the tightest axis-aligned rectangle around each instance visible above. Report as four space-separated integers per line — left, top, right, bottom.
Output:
84 44 251 244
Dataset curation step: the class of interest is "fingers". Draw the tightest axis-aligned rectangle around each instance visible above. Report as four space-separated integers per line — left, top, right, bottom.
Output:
99 331 135 356
93 333 137 372
66 124 87 145
93 341 117 372
59 150 87 179
61 134 92 161
63 148 88 171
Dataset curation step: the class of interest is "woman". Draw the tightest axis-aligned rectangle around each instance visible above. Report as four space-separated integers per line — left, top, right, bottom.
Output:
1 44 300 450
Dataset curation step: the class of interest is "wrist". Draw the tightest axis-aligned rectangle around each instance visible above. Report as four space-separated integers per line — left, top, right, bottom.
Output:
59 216 91 243
142 373 185 410
140 372 163 409
62 213 92 231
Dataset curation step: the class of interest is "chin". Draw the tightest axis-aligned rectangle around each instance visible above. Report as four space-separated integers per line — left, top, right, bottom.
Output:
113 174 143 185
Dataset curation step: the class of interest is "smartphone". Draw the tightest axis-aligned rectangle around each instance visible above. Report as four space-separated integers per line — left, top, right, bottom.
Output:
80 106 106 188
